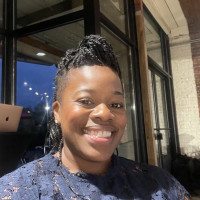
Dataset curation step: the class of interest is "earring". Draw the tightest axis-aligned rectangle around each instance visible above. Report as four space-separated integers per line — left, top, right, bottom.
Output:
55 119 58 124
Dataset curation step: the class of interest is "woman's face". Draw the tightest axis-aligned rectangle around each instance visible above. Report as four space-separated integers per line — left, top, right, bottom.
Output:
53 65 127 163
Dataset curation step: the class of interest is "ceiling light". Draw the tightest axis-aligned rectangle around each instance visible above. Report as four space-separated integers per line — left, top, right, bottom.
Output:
36 52 46 56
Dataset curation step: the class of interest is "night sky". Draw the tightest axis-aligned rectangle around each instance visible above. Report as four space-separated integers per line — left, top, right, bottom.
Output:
0 60 57 110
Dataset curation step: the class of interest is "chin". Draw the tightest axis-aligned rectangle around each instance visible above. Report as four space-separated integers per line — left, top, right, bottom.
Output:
84 151 114 163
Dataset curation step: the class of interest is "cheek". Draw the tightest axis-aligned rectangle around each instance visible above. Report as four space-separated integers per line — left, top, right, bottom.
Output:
117 113 127 130
60 105 89 126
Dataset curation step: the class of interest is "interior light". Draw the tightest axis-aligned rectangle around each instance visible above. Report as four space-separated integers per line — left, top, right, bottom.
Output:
35 92 39 95
36 52 46 56
29 87 32 91
24 82 28 86
46 95 49 98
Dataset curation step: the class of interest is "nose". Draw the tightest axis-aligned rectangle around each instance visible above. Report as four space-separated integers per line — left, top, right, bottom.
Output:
90 103 114 122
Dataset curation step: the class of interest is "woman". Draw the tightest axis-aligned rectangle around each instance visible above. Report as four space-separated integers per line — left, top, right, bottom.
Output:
0 35 190 199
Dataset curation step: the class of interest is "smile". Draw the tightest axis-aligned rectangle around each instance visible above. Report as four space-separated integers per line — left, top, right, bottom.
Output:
83 129 112 138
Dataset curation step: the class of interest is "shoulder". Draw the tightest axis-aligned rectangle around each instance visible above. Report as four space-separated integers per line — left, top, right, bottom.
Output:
117 156 191 199
0 151 58 200
117 156 177 182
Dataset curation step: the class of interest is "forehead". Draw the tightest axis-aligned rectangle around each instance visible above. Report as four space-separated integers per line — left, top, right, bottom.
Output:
64 65 123 92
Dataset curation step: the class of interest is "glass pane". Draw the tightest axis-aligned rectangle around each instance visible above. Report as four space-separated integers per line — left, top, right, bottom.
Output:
155 75 169 155
101 25 135 160
0 0 2 28
148 70 160 161
148 70 156 128
17 21 84 163
144 10 164 68
100 0 128 35
18 21 84 65
0 60 1 103
17 0 83 28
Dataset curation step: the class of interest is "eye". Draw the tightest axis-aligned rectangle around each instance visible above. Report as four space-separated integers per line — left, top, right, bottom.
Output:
111 103 124 109
77 99 93 105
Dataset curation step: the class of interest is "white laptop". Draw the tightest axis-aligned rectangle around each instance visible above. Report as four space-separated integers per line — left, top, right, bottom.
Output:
0 104 23 132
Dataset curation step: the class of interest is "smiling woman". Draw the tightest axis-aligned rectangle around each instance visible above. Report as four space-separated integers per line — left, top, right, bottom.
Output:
53 65 127 174
0 35 190 200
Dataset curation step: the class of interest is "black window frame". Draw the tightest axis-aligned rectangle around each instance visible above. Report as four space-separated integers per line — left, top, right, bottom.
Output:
1 0 148 163
144 4 180 160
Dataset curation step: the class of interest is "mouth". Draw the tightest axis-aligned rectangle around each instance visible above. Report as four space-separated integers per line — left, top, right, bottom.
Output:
83 129 112 138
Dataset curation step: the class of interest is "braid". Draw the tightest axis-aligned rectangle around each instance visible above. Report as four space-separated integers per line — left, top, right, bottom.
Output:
58 137 63 165
48 35 121 151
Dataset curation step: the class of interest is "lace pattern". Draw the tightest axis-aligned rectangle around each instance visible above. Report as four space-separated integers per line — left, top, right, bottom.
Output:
0 151 190 200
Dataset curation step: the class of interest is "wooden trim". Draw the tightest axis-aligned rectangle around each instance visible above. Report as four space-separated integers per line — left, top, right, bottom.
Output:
134 0 158 166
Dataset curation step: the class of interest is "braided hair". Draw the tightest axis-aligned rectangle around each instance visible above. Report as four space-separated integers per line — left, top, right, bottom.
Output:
49 35 121 150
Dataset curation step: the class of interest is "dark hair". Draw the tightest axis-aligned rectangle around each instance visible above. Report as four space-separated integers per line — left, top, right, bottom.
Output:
49 34 121 150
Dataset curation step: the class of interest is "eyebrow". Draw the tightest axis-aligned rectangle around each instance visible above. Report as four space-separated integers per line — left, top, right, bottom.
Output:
75 89 124 96
113 91 124 96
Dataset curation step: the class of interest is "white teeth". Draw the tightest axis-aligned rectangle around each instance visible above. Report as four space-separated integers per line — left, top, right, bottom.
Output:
83 129 111 138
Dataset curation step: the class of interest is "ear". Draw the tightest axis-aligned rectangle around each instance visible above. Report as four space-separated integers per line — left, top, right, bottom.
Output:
52 101 61 124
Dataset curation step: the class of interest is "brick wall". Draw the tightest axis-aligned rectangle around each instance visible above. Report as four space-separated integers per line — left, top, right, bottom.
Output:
170 43 200 158
191 42 200 117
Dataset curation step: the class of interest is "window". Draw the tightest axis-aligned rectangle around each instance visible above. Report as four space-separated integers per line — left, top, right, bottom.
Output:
17 21 84 151
144 6 179 170
17 0 83 28
144 9 164 69
0 55 1 103
101 25 135 160
0 0 2 28
100 0 128 35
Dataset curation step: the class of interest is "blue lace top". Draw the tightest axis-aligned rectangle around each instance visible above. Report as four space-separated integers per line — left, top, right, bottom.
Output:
0 151 190 200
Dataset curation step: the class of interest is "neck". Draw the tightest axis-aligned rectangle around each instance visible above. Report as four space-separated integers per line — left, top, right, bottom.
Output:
60 146 111 175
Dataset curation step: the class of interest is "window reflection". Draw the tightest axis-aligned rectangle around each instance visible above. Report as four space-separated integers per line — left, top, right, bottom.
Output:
101 25 135 160
17 22 84 160
18 21 84 65
100 0 128 35
0 58 1 103
149 70 156 127
0 0 2 28
144 10 164 68
17 0 83 28
0 39 2 102
17 62 57 147
155 75 169 155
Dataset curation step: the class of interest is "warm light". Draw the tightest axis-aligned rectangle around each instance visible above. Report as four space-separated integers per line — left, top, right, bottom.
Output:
36 52 46 56
24 82 28 86
29 87 32 91
35 92 39 95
